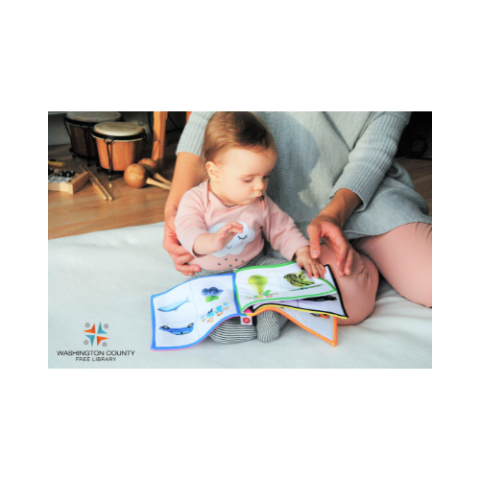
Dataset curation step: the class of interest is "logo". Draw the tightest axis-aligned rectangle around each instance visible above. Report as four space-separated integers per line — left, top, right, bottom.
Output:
83 322 109 347
55 322 135 362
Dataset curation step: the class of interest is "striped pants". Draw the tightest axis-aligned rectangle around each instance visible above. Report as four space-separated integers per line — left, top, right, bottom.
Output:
191 254 288 344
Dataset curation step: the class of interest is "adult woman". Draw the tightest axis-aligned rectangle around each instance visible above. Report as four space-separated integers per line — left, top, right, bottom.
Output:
163 112 432 327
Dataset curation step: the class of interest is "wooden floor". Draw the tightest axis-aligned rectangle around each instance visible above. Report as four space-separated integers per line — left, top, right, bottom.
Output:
48 142 176 239
48 143 432 240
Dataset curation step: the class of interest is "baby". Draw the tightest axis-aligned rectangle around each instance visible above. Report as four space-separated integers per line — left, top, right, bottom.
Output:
175 112 324 344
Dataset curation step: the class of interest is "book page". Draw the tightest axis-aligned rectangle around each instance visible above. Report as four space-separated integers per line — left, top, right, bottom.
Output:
235 262 337 312
251 296 346 318
249 266 347 318
285 309 336 344
151 273 241 350
245 305 337 345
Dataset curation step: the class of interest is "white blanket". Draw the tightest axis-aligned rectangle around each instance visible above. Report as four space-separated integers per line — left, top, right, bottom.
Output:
48 222 432 368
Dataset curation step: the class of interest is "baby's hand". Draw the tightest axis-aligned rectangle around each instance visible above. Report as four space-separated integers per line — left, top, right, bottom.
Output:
212 222 243 252
295 246 326 278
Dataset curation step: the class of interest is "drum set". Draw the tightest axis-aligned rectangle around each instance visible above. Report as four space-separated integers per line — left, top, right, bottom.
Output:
63 111 147 180
61 112 173 198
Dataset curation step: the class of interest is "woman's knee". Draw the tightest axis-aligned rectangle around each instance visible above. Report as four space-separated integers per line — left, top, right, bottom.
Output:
322 248 379 326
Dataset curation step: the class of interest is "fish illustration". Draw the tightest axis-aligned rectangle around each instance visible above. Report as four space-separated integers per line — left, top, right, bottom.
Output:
158 296 190 312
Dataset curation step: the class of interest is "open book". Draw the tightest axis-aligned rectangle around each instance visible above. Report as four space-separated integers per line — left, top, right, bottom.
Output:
151 262 348 350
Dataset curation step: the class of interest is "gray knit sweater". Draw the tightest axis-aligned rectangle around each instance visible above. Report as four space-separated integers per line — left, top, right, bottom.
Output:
176 112 432 241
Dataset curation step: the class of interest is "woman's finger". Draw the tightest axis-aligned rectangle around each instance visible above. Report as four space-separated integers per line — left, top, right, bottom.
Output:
307 223 321 259
330 234 348 276
344 247 355 276
176 251 195 265
165 238 190 259
176 263 200 276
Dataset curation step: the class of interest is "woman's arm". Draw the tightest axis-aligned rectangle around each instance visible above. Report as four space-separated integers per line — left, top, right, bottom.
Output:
164 152 207 221
162 112 213 275
163 152 207 275
307 112 410 277
329 112 410 212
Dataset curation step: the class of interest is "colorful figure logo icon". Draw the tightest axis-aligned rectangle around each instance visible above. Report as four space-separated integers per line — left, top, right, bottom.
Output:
84 322 109 346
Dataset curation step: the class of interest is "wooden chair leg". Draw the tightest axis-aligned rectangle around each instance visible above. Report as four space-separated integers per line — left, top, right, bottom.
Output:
151 111 168 169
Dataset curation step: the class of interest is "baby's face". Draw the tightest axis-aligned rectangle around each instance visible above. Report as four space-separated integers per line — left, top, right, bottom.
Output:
208 147 277 206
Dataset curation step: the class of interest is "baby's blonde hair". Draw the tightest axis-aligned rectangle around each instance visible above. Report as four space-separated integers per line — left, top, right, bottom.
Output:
202 112 276 163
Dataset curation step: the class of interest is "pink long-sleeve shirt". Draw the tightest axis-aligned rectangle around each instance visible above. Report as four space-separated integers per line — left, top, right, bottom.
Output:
175 181 310 270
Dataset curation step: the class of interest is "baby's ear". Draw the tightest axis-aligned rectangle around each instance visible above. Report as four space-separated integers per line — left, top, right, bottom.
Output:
206 161 220 181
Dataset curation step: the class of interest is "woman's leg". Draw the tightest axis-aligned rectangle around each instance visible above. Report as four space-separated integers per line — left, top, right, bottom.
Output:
318 244 379 325
353 223 432 308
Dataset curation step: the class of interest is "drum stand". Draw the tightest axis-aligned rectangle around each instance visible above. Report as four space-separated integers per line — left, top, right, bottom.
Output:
102 133 147 181
105 139 116 180
63 116 101 170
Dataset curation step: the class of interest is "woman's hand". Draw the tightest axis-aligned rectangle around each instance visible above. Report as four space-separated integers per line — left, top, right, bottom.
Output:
294 246 326 278
306 189 362 278
307 214 355 277
163 215 201 276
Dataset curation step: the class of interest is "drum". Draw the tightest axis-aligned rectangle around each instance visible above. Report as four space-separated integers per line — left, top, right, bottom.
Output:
92 122 146 177
64 112 122 163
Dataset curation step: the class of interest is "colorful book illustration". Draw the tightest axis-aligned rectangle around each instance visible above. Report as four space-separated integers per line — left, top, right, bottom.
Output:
151 262 348 350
